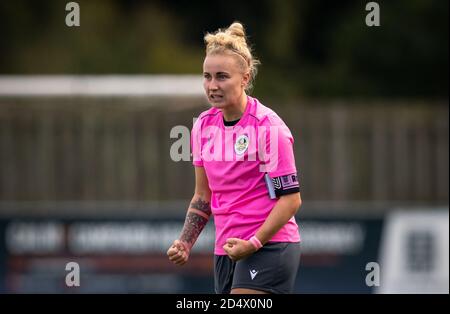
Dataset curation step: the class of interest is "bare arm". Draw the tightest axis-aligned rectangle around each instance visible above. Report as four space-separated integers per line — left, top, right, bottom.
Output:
223 192 302 261
254 192 301 244
167 167 211 265
179 192 212 251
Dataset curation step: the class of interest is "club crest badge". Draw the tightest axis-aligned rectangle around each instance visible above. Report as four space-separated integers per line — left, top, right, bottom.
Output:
235 134 249 155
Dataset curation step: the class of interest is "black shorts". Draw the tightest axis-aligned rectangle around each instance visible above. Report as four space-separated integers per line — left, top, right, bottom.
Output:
214 242 301 294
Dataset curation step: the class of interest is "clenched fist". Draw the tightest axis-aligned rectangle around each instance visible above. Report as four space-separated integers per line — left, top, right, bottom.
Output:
167 239 190 266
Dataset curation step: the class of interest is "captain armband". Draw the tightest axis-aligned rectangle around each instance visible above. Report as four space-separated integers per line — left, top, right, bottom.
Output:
265 173 300 199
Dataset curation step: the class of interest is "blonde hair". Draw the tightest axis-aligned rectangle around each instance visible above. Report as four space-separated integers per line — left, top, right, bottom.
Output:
204 22 260 92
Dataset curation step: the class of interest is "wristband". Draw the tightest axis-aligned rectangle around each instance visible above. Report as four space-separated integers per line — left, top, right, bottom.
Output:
249 236 263 250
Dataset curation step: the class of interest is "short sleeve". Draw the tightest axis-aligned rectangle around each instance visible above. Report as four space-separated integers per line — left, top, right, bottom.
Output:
191 117 203 167
260 114 297 178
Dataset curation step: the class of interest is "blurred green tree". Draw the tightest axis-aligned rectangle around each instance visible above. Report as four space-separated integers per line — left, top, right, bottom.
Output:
0 0 447 99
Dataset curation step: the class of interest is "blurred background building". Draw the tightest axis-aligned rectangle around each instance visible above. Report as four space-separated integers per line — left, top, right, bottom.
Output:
0 0 448 293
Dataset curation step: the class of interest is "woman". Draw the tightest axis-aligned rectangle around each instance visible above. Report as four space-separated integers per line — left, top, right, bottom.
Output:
167 22 302 294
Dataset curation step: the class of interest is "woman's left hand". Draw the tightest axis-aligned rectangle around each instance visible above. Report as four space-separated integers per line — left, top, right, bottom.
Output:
223 238 257 261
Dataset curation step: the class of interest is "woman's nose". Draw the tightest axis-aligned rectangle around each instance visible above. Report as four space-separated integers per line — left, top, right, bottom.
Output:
208 79 219 90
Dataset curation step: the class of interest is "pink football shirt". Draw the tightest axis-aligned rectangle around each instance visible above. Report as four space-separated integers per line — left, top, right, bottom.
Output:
191 96 301 255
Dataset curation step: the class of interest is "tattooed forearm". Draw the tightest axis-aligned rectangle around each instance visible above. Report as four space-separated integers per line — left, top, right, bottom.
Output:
179 211 209 249
179 197 211 250
190 198 211 216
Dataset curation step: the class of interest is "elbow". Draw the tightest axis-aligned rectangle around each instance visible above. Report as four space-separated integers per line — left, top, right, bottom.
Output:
193 189 211 202
281 193 301 216
293 194 302 215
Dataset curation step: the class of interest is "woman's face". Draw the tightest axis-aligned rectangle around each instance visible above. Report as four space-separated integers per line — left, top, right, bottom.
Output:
203 53 250 109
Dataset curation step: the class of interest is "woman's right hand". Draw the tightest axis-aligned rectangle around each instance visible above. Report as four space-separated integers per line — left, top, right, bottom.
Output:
167 239 190 266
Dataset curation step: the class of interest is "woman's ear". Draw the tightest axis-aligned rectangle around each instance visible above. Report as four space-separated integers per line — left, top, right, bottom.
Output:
242 71 251 88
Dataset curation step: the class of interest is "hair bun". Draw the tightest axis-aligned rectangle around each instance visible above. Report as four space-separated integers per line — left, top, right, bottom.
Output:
226 22 246 39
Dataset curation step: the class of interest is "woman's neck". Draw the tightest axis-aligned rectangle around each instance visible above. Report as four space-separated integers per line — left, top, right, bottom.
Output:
222 92 248 122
